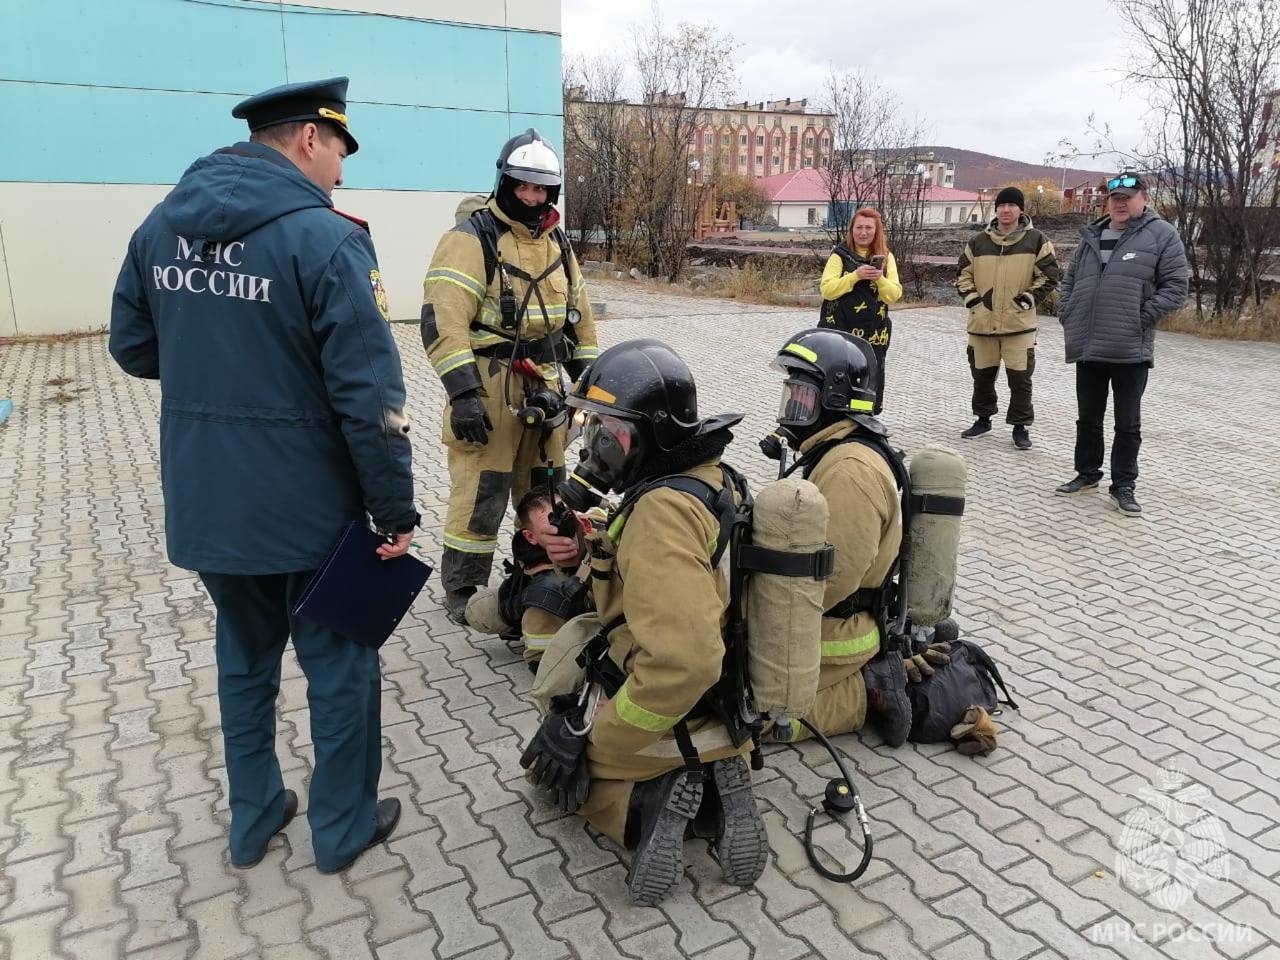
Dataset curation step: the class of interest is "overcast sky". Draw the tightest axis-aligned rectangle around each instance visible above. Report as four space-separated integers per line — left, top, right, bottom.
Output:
561 0 1150 166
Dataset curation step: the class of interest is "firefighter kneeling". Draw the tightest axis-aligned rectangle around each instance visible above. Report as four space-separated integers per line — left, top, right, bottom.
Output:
520 340 768 906
763 329 951 746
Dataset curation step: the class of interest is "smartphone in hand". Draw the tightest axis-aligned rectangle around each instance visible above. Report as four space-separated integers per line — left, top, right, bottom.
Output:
869 255 886 270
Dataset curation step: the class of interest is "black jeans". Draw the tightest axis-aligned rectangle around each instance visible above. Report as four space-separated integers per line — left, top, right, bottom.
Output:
1073 361 1150 491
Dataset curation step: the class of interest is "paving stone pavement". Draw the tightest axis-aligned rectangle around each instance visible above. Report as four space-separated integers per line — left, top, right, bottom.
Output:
2 279 1279 960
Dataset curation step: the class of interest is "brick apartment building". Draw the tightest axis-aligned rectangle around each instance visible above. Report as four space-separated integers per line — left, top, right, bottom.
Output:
564 88 834 181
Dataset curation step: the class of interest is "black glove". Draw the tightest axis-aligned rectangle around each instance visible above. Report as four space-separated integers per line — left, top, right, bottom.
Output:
1013 292 1035 312
962 291 983 311
450 391 493 444
759 432 784 461
520 694 591 814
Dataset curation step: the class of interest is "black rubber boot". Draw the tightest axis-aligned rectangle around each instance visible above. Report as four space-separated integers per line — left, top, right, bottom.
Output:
444 587 476 625
708 756 768 887
863 654 912 747
625 770 704 906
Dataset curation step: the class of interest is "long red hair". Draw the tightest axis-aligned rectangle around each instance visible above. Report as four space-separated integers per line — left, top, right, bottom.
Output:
845 208 889 258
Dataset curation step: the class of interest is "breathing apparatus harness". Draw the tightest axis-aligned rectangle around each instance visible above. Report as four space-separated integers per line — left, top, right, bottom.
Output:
574 460 874 883
469 206 583 464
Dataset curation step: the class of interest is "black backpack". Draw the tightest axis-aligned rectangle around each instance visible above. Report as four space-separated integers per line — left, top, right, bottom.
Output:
906 638 1017 743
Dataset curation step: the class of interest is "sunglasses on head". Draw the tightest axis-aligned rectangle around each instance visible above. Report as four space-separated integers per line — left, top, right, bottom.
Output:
1108 175 1141 190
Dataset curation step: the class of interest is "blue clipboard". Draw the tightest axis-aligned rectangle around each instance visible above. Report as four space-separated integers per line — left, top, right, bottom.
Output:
292 522 432 649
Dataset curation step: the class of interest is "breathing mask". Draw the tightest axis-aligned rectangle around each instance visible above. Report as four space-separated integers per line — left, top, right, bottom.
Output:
518 387 568 430
557 413 642 512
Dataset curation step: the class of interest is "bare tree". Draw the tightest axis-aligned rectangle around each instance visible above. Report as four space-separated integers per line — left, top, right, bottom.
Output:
817 69 931 295
625 13 738 281
1105 0 1280 317
563 56 634 261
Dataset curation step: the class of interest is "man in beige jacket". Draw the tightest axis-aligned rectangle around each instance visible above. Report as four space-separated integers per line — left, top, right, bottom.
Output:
955 187 1061 449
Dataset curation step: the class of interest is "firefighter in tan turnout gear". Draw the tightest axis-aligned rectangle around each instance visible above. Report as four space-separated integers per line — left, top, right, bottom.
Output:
421 129 599 620
519 340 768 907
767 329 948 746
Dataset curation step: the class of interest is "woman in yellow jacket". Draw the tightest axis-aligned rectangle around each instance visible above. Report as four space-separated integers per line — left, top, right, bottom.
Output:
818 207 903 412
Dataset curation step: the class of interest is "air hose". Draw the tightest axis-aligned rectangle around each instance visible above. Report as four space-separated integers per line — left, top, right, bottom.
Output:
797 717 874 883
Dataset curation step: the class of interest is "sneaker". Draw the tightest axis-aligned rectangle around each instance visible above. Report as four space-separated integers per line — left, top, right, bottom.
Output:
960 417 992 439
1012 425 1032 450
1110 487 1142 516
706 756 769 887
1055 475 1100 495
626 770 704 906
862 654 912 747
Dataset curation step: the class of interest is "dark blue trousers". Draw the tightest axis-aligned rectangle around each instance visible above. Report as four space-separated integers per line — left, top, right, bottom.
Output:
199 571 382 872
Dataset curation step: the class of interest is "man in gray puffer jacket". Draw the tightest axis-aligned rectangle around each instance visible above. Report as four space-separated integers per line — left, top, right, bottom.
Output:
1054 171 1188 515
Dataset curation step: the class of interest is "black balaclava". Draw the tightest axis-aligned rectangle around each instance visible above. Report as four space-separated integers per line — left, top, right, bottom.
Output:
497 176 547 232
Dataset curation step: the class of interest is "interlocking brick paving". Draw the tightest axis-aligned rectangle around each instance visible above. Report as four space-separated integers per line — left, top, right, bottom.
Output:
2 280 1277 958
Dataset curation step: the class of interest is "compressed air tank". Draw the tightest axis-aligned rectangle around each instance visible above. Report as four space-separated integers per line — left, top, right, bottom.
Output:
905 446 966 627
746 476 828 741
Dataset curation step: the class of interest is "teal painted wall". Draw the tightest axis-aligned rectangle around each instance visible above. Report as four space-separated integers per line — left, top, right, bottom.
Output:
1 0 562 190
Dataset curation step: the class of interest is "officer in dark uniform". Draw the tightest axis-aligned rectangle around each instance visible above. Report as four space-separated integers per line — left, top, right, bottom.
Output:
110 77 416 874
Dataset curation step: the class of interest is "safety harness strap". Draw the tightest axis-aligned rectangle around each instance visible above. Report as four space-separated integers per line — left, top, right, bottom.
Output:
577 615 705 782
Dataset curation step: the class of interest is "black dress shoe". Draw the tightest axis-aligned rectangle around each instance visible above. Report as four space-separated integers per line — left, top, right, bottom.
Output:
318 797 402 875
231 788 299 869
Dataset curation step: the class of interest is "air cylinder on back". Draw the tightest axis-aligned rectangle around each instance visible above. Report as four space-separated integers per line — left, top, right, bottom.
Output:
746 476 828 742
905 446 966 627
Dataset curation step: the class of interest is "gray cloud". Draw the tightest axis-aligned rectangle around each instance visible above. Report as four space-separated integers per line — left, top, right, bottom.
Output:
562 0 1149 164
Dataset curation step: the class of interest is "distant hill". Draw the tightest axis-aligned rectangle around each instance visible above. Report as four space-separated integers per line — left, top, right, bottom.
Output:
916 146 1112 191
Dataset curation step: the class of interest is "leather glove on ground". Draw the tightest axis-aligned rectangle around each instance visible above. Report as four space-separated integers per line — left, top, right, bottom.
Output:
903 654 935 684
950 705 998 756
758 432 784 461
1013 292 1035 312
520 694 591 813
920 641 951 667
450 391 493 444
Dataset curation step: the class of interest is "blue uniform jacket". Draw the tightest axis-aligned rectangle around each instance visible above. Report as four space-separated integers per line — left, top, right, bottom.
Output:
110 142 416 575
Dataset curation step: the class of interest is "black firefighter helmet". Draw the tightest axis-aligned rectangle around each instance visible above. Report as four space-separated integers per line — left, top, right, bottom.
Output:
560 339 739 505
773 328 884 443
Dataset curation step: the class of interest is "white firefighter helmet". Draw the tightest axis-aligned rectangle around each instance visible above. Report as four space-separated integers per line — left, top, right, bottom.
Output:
495 128 563 202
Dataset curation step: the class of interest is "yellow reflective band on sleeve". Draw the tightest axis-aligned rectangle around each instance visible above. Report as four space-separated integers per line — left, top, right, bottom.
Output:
606 510 627 541
426 268 486 301
523 632 556 650
849 398 875 412
442 533 497 554
614 681 681 733
785 343 818 363
821 626 880 658
432 350 476 376
574 345 600 361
